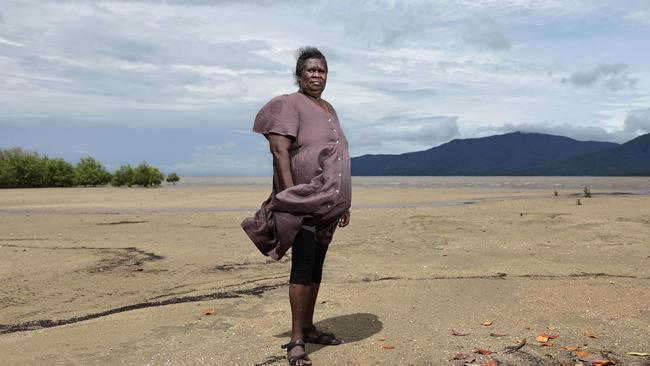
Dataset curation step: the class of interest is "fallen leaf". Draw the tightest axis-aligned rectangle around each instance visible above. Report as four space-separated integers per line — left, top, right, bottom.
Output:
482 320 493 327
593 361 616 366
132 268 144 272
203 308 215 316
584 330 599 339
489 332 508 337
473 348 494 355
575 351 588 358
377 338 385 341
452 329 470 336
484 360 500 366
627 352 650 356
561 345 579 351
380 343 395 349
578 355 616 366
451 353 476 362
536 333 558 342
540 341 554 347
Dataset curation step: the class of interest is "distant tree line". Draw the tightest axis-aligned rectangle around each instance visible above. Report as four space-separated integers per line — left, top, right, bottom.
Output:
0 147 180 188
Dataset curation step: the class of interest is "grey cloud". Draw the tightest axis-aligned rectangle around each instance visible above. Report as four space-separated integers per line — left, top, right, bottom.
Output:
623 108 650 133
461 15 511 51
562 63 637 91
335 1 425 47
357 116 460 147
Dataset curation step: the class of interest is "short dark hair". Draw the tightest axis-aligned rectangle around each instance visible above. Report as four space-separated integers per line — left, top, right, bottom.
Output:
294 47 327 84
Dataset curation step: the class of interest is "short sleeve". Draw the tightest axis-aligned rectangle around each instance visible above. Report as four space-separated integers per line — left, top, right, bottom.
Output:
252 95 299 139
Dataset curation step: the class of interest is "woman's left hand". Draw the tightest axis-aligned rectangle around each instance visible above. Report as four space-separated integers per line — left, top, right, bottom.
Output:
338 211 351 227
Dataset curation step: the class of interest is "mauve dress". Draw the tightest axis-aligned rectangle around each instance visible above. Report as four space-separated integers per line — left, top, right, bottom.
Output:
241 92 352 259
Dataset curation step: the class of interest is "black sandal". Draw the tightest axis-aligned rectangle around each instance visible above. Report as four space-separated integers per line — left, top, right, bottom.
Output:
281 340 311 366
303 324 342 345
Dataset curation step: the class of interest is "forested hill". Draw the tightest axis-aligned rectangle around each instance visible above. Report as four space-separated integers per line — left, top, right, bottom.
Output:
351 132 650 176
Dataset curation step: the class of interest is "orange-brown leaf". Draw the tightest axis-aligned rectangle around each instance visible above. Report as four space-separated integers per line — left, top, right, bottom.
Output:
562 345 579 351
485 360 500 366
575 351 589 358
380 343 395 349
452 329 470 336
536 335 550 343
473 348 494 355
482 320 493 326
540 341 554 347
593 361 616 366
203 308 215 316
584 330 599 339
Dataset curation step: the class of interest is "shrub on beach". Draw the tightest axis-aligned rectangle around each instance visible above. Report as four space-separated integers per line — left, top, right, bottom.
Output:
73 157 112 187
166 172 180 185
43 158 75 187
111 164 135 187
0 148 47 188
111 163 163 187
1 147 167 189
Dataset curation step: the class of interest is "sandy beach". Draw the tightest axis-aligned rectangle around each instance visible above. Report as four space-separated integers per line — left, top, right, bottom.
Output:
0 177 649 365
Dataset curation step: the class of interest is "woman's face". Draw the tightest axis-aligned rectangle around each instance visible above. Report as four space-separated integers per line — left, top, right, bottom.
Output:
298 58 328 98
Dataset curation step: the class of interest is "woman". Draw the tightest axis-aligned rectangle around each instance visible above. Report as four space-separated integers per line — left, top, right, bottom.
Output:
241 47 351 366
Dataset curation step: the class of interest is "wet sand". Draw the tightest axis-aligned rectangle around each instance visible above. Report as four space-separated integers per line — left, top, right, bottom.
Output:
0 178 649 365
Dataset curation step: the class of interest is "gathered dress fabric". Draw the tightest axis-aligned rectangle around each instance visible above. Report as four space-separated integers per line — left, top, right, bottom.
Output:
241 92 352 260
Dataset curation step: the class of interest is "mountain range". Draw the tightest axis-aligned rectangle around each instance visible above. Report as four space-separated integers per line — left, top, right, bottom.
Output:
351 132 650 176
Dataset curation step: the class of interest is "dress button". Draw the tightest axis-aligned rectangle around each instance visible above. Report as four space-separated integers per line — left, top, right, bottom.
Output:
333 129 336 132
328 119 331 122
337 157 341 161
335 189 339 194
338 173 342 177
336 140 339 144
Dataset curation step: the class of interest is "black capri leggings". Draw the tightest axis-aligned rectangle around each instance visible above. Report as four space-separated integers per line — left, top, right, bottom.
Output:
289 228 329 284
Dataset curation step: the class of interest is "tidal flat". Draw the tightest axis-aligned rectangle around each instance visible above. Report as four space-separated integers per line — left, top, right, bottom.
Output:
0 177 649 365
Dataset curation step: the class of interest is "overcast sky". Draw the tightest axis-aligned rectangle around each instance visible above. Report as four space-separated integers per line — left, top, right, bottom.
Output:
2 0 650 175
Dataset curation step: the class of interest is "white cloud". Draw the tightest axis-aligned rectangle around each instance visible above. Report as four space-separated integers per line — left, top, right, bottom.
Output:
622 10 650 26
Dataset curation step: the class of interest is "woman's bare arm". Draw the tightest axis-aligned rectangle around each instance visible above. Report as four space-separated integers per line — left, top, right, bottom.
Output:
268 133 294 190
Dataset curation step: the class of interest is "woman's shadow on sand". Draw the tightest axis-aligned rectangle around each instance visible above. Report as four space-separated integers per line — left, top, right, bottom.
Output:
275 313 382 354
